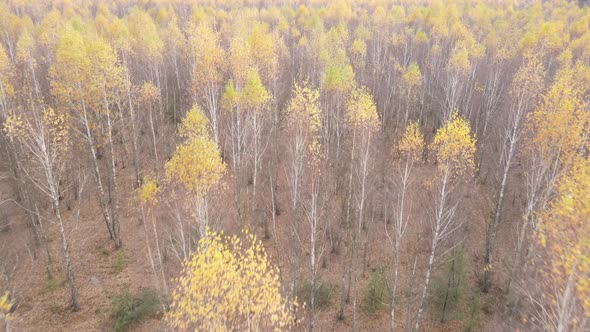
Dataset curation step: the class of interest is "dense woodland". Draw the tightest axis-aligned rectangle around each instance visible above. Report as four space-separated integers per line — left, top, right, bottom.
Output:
0 0 589 331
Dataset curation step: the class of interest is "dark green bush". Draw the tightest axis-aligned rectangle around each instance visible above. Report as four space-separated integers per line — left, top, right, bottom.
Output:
463 291 481 332
361 267 391 314
298 279 335 311
430 247 465 322
112 250 129 274
110 288 160 332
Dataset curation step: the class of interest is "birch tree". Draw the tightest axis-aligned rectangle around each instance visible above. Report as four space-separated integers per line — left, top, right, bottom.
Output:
284 81 324 330
50 27 124 247
512 63 590 292
165 105 225 241
414 113 476 332
4 107 81 311
482 55 543 292
386 121 424 331
344 86 380 331
190 21 226 144
531 157 590 332
166 229 296 331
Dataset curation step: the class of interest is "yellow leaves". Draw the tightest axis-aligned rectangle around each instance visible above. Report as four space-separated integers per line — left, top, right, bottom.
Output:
191 21 226 89
524 65 589 169
345 86 380 132
518 21 567 56
0 290 11 318
397 121 424 162
108 17 131 53
322 64 355 93
42 107 70 154
165 136 225 195
228 33 253 86
166 229 295 331
140 82 159 105
449 44 470 74
178 105 210 140
37 9 62 48
0 44 12 77
431 112 476 178
16 29 35 63
221 79 239 112
307 139 323 166
285 81 321 136
241 69 270 112
50 25 123 116
510 55 544 100
248 21 277 80
538 157 590 315
0 45 15 99
285 81 323 160
127 8 163 60
3 113 25 140
414 30 429 44
139 178 159 204
221 69 271 114
402 62 422 87
350 38 367 61
4 107 70 162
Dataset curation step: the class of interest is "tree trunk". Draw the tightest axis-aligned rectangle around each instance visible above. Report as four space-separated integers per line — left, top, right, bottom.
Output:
441 250 456 323
414 236 436 332
124 58 141 187
557 271 576 332
53 195 80 311
106 112 122 248
82 102 114 241
390 240 400 332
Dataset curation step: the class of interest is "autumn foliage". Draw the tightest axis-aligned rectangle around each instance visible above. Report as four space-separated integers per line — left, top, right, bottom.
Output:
0 0 590 331
166 229 296 331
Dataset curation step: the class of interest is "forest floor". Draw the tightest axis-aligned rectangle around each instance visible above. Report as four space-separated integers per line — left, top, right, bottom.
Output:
0 157 519 331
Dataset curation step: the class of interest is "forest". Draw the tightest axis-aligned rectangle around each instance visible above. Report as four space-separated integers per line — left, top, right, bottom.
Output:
0 0 589 331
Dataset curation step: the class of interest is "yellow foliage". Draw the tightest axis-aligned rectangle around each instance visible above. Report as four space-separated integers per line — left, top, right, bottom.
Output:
247 21 278 81
510 55 544 100
0 45 15 98
140 82 159 104
321 63 355 93
178 105 210 140
285 81 322 139
402 62 422 87
415 30 428 44
42 107 70 155
50 26 123 117
221 79 239 112
397 121 424 162
525 65 589 169
228 33 252 86
350 38 367 59
431 112 476 177
127 8 163 60
345 86 380 131
539 157 590 315
166 229 296 331
139 178 159 204
241 68 271 112
0 290 11 318
108 17 131 53
165 137 225 195
3 113 25 140
221 69 271 114
16 29 35 63
449 44 470 74
191 21 226 91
